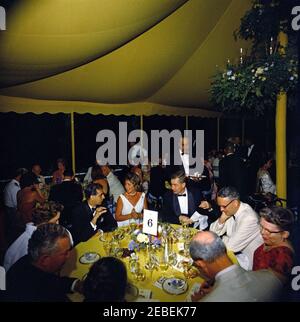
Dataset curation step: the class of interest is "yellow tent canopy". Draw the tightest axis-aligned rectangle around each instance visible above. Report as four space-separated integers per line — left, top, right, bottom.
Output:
0 0 251 116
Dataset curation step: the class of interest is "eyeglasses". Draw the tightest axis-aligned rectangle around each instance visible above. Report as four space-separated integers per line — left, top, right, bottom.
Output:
218 199 236 210
259 225 283 234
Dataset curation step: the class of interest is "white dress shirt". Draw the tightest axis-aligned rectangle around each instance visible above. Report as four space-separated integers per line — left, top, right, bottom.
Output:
4 223 37 271
178 188 188 215
180 151 190 176
106 171 125 203
88 203 104 230
3 179 20 208
247 144 254 157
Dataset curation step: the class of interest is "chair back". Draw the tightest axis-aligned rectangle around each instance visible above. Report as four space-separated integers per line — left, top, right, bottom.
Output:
0 266 5 290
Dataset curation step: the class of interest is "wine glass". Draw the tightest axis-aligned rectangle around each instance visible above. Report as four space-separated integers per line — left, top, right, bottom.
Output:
129 218 137 234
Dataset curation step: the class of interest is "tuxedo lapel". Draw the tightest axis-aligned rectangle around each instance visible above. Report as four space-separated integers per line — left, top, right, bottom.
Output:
84 201 94 221
172 194 181 217
187 190 195 216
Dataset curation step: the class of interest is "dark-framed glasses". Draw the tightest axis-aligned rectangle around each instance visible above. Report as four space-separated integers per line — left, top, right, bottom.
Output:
218 199 236 210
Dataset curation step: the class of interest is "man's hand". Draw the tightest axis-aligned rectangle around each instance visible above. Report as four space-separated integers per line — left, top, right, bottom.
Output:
218 211 232 224
179 215 191 224
91 207 107 225
199 200 211 209
191 281 213 302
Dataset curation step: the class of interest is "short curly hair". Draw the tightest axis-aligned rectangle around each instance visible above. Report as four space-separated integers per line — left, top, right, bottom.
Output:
259 206 294 232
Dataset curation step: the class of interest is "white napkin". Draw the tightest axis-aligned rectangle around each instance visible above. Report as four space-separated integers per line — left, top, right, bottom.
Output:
190 211 208 230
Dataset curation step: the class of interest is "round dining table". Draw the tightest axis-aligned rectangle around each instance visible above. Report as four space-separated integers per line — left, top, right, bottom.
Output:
61 225 237 302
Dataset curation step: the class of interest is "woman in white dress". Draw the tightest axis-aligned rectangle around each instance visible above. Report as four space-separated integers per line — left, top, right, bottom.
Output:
115 173 148 227
257 159 276 194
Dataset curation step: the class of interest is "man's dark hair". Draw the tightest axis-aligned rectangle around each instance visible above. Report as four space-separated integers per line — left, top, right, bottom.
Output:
15 168 28 178
170 170 186 184
217 186 240 200
84 183 103 200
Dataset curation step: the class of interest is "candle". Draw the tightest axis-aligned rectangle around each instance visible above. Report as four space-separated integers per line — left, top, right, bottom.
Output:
270 37 273 55
240 48 243 64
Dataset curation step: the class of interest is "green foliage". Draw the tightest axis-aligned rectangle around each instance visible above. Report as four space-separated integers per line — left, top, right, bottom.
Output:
210 0 298 115
234 0 296 52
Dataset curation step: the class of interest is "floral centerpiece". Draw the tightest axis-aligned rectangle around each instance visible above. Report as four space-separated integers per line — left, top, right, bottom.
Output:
128 229 161 251
211 52 298 115
210 0 298 116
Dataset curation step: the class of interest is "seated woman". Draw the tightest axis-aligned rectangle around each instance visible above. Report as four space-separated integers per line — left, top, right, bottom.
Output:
115 173 148 227
52 158 66 184
17 172 46 224
256 158 276 194
253 206 294 283
83 257 127 302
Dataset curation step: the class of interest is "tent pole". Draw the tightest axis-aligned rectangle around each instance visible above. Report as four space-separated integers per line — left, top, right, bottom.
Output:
140 115 143 157
185 115 189 130
71 112 76 174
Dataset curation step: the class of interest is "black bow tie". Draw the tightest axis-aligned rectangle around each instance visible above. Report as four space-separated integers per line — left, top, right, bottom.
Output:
91 207 97 213
177 194 186 197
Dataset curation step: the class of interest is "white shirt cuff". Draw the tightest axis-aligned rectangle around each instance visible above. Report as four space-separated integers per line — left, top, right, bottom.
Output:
90 222 97 230
71 279 79 293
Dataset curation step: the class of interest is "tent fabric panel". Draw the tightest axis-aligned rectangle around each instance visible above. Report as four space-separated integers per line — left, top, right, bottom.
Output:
0 95 221 117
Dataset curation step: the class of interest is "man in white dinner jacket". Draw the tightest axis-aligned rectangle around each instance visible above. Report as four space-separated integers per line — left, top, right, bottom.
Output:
209 186 263 270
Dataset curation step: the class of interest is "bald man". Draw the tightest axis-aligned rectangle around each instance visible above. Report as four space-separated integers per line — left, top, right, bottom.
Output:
189 231 282 302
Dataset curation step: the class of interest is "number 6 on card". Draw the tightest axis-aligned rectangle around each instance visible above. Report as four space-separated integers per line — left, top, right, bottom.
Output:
142 209 158 236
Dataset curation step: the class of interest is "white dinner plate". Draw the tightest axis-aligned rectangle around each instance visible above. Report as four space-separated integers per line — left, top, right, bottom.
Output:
79 252 100 264
162 277 188 295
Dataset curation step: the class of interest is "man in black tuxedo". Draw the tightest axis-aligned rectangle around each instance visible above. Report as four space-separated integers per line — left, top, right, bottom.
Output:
70 183 117 245
159 171 216 228
219 142 247 200
165 136 211 193
49 169 83 227
6 223 81 302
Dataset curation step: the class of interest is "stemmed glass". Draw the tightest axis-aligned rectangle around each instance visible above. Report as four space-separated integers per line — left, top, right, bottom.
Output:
129 258 146 282
182 260 199 280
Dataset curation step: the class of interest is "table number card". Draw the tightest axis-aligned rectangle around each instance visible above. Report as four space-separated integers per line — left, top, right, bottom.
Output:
142 209 158 236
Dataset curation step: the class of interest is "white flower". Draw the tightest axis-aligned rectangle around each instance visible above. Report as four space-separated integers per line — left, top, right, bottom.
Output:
137 233 149 244
231 76 236 80
255 67 264 75
227 70 233 76
290 76 294 81
264 67 268 71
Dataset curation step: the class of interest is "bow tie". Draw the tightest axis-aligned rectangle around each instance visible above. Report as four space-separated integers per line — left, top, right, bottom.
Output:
91 207 97 213
177 194 186 197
